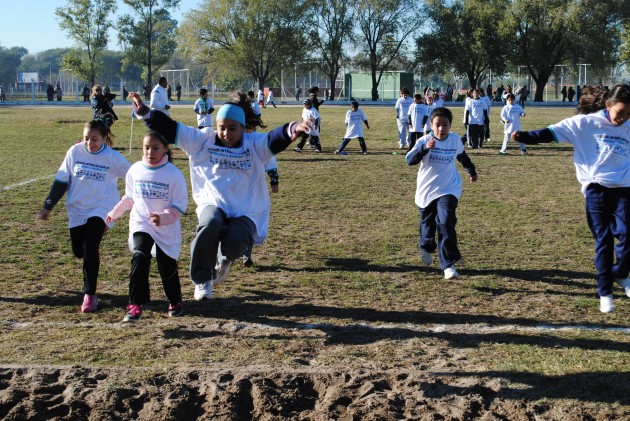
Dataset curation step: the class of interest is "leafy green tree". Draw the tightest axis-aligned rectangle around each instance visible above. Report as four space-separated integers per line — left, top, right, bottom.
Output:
178 0 307 91
55 0 117 86
310 0 355 100
511 0 625 101
118 0 180 89
0 45 29 85
415 0 511 90
354 0 423 101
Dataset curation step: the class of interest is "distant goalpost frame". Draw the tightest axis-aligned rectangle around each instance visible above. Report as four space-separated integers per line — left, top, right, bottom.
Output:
159 69 193 99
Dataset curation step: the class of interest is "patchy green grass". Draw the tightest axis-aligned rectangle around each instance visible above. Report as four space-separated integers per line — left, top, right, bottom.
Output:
1 102 629 409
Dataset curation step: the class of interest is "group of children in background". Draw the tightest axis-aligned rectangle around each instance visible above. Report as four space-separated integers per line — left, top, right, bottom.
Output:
37 84 630 317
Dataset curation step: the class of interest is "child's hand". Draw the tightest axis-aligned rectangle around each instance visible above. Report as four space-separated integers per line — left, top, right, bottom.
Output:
271 185 279 193
504 119 510 124
470 175 478 183
510 131 519 141
292 121 313 141
150 213 161 226
37 208 50 221
105 215 114 224
426 138 436 149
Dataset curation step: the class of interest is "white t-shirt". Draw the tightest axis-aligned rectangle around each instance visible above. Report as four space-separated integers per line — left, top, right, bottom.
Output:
251 100 261 116
549 110 630 194
174 124 275 244
55 143 130 228
424 103 436 133
125 160 188 259
500 104 525 133
266 91 273 101
194 97 214 127
344 109 367 138
465 98 487 125
408 102 429 133
408 132 465 209
395 96 413 121
302 107 320 136
257 90 264 101
150 84 169 116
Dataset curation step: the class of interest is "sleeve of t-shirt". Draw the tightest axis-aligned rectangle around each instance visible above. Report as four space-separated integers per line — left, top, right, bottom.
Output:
548 116 580 145
193 100 201 113
173 122 208 156
345 111 350 125
170 166 188 215
55 148 74 183
125 165 134 198
112 150 132 178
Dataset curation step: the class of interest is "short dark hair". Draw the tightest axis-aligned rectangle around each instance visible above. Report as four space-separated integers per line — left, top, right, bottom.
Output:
430 107 453 124
506 93 515 100
199 88 208 95
414 93 422 101
351 101 359 108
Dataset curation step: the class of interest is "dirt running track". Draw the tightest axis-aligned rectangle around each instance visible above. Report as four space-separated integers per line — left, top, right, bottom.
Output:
0 365 628 420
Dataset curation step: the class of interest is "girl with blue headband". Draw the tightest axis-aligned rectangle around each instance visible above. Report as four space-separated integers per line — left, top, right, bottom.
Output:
128 91 311 301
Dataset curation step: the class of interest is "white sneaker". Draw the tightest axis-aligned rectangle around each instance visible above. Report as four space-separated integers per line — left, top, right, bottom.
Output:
444 267 459 280
193 281 213 301
617 278 630 298
213 259 232 286
420 249 433 265
600 294 615 313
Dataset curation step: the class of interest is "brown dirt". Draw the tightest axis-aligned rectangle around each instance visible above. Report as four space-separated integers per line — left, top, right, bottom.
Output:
0 365 628 420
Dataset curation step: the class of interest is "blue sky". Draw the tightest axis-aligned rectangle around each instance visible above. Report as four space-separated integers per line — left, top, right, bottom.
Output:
0 0 201 54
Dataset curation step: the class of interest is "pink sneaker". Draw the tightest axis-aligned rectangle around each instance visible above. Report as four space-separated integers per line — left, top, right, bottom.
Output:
80 294 98 313
123 304 142 323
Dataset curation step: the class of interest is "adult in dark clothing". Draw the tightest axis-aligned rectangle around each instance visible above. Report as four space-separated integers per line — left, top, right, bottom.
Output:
143 84 150 101
123 86 129 102
47 84 55 101
167 85 173 101
176 83 182 101
567 86 575 102
561 86 567 102
82 85 90 102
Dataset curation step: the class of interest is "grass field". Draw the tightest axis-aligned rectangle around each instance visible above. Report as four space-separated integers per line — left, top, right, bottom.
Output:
0 102 629 419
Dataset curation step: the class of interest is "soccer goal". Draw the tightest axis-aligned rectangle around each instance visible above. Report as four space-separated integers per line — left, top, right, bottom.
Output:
160 69 195 99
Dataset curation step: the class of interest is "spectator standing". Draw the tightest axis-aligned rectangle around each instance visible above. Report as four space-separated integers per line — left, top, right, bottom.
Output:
176 83 182 101
561 86 567 102
82 85 90 102
150 77 171 116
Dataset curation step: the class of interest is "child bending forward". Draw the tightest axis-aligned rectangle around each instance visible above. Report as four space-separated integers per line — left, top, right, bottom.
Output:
406 107 478 279
129 91 310 301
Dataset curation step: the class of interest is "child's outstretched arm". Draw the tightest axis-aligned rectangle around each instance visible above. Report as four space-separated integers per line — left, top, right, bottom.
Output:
37 180 69 220
457 151 478 182
511 128 555 144
267 121 312 154
130 92 178 143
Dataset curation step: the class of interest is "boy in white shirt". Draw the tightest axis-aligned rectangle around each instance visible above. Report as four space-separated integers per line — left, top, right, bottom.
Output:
194 88 215 129
499 93 527 155
407 94 429 150
406 107 478 279
395 88 413 149
264 90 277 108
464 89 488 149
293 99 322 152
334 101 370 154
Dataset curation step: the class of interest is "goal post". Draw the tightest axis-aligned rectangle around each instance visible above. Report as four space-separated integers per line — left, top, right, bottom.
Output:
159 69 193 99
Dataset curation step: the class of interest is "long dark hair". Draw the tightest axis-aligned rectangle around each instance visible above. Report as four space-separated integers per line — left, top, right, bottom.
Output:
228 91 267 130
144 130 173 162
84 119 113 147
577 84 630 115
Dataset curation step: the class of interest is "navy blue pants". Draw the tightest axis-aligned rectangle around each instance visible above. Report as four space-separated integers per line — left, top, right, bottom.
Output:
418 195 461 270
337 137 367 153
584 184 630 297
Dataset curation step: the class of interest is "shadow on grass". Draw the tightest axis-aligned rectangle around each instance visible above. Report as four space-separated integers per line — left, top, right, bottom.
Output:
257 257 593 289
0 291 128 308
419 370 630 405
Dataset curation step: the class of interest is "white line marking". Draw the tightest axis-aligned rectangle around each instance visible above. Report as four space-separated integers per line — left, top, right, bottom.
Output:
2 174 54 191
3 320 629 334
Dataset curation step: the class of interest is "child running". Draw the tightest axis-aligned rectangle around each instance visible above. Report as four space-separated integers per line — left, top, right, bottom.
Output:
293 99 321 153
106 131 188 322
499 93 527 155
334 101 370 155
395 88 413 149
406 107 478 279
128 91 310 301
512 84 630 313
464 88 488 149
37 120 131 312
407 94 429 150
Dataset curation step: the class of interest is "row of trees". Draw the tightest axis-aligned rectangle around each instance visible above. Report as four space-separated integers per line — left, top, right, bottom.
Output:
3 0 630 101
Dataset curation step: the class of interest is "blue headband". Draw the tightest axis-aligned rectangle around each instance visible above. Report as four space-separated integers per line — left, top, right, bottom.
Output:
216 103 245 126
